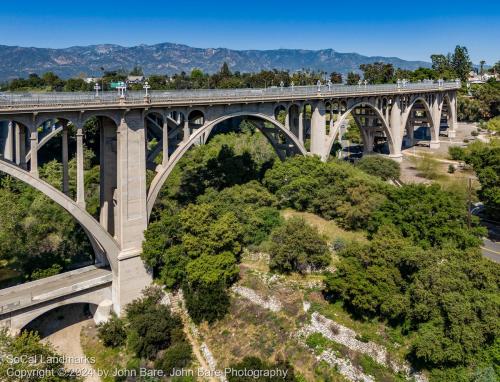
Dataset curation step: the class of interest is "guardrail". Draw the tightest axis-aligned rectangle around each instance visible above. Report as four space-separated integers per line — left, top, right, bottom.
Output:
0 81 461 109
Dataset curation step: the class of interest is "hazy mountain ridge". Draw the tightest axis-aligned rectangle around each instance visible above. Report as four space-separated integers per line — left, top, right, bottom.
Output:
0 42 431 80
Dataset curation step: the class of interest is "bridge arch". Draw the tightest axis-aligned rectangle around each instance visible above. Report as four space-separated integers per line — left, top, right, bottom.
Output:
0 160 120 271
146 112 307 218
325 101 393 158
401 96 436 145
21 302 100 335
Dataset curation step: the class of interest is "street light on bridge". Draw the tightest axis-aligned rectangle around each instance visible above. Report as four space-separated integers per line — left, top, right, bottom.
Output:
143 81 151 98
94 83 101 98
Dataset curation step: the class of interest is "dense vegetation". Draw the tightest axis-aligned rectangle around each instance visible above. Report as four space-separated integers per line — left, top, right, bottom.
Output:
97 286 192 373
0 47 498 380
0 171 93 285
324 228 499 380
0 329 78 381
449 140 500 218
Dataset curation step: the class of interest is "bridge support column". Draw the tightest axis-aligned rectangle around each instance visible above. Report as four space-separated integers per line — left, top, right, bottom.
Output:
4 121 14 161
310 101 326 159
362 128 375 155
298 107 304 144
162 118 169 166
76 126 85 208
15 123 26 169
62 124 69 195
29 130 38 177
448 93 457 138
389 97 403 161
113 110 151 314
183 117 189 143
99 118 117 235
285 108 290 130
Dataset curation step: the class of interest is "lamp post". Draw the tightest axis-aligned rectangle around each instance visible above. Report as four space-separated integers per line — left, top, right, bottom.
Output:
397 79 401 89
117 82 126 99
143 81 151 98
280 80 284 92
317 80 321 92
291 81 295 91
327 79 332 91
94 83 101 97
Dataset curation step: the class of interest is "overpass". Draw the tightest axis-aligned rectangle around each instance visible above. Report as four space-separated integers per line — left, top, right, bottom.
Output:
0 266 112 334
0 81 460 330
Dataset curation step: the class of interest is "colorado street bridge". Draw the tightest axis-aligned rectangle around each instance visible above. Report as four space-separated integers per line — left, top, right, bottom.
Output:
0 81 460 332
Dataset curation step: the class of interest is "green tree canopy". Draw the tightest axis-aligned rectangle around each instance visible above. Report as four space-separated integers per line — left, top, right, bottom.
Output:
268 217 330 274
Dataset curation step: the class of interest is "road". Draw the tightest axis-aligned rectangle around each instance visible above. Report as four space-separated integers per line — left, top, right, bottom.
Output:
0 266 112 314
480 219 500 263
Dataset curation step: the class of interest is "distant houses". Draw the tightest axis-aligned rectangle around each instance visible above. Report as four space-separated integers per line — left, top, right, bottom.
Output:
468 71 498 84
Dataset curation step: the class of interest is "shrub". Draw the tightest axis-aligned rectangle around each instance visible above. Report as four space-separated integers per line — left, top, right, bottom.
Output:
126 286 184 360
448 164 456 173
30 264 62 280
155 341 192 374
268 217 330 274
97 314 126 348
411 153 440 179
183 279 230 324
355 156 401 180
449 146 467 161
471 130 479 137
486 116 500 132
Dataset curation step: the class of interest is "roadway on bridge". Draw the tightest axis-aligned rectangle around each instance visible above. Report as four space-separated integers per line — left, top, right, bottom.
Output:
0 266 112 314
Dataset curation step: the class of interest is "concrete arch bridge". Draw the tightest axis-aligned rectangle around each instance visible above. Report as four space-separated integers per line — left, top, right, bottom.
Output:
0 81 459 331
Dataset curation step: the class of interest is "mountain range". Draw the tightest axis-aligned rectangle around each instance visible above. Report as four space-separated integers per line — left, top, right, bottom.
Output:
0 42 431 80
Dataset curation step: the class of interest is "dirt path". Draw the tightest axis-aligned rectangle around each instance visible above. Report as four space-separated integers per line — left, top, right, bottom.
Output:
176 300 219 382
35 305 100 382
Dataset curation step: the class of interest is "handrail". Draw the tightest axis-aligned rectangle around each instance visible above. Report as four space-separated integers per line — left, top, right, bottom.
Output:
0 81 461 110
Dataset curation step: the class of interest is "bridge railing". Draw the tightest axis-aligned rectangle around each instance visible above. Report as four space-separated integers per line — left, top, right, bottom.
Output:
0 81 461 108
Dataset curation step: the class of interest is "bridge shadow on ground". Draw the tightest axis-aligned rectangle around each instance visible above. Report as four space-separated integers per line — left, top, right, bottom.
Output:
23 303 95 338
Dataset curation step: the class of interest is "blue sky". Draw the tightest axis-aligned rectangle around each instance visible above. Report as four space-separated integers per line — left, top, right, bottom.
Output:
0 0 498 64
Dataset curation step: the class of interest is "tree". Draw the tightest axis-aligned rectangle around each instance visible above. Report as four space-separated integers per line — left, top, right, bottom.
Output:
220 62 231 77
125 286 185 360
0 329 78 381
329 72 342 83
324 228 500 373
359 62 394 84
346 72 361 85
129 65 144 76
479 60 486 75
451 46 473 82
355 156 400 180
462 140 500 217
154 341 193 374
97 314 127 348
183 278 231 324
368 183 485 249
431 54 456 79
268 217 330 273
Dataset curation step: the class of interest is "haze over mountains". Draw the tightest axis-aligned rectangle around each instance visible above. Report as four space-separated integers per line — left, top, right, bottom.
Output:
0 42 431 80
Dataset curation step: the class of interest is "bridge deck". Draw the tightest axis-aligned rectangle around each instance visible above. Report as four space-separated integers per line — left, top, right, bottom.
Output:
0 266 112 315
0 82 460 112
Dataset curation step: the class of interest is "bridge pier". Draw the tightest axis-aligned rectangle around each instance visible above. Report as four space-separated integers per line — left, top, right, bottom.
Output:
310 101 327 159
62 123 69 195
113 110 152 314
